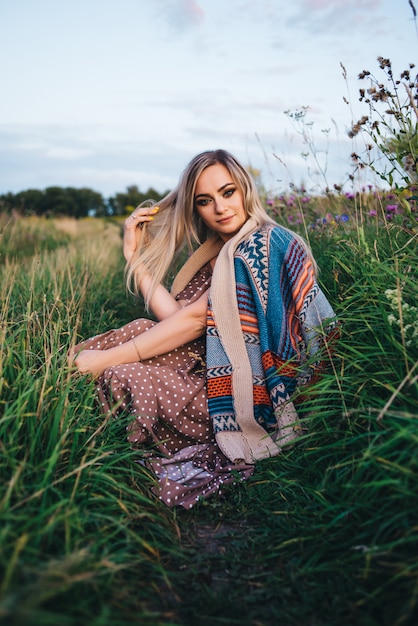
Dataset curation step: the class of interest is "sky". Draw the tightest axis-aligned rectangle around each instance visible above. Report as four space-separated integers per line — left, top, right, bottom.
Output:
0 0 416 199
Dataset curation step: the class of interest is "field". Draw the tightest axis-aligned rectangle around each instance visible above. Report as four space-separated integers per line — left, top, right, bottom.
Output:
0 187 417 626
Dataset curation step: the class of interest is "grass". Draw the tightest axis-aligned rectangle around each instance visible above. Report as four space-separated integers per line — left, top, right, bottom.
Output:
0 214 73 262
0 202 417 626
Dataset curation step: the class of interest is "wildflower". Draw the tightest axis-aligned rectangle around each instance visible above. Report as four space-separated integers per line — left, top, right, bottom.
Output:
348 116 369 138
385 288 418 349
387 313 397 326
385 289 398 304
368 209 377 216
340 214 349 222
378 56 392 70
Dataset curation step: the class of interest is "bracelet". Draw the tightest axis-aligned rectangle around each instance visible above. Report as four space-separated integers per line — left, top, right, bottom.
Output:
132 339 142 361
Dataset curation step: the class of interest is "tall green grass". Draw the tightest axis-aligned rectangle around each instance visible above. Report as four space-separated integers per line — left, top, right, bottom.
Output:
1 208 417 626
173 212 417 626
1 218 182 626
0 214 72 262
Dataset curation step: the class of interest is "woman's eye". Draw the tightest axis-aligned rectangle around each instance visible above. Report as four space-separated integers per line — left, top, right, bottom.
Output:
196 198 210 207
224 188 235 198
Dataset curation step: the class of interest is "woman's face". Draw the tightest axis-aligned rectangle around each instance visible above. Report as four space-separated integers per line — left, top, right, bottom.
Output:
194 163 247 241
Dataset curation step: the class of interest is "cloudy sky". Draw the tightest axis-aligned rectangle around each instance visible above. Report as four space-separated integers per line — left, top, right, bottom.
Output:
0 0 415 198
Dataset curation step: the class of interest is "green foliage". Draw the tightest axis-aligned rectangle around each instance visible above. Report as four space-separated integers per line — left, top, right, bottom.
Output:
0 214 72 263
0 219 179 626
172 212 418 626
0 185 169 219
175 405 418 626
1 208 417 626
108 185 167 216
0 187 107 218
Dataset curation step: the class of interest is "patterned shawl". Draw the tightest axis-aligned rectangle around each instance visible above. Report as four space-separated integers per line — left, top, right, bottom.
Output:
172 218 338 465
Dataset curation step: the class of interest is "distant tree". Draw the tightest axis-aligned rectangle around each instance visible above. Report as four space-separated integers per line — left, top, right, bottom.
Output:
0 187 106 217
109 185 166 216
0 192 22 213
0 185 170 218
66 187 106 218
0 189 44 215
95 199 113 217
145 186 167 202
42 187 76 216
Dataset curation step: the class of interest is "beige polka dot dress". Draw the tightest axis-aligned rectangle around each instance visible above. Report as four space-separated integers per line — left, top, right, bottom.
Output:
74 264 254 508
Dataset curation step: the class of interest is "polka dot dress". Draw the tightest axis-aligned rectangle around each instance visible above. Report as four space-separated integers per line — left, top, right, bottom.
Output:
74 264 254 508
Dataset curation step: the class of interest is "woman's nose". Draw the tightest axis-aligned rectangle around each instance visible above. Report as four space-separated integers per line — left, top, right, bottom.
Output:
214 198 226 213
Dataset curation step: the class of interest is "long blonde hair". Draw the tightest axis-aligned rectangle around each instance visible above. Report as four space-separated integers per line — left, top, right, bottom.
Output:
126 149 315 308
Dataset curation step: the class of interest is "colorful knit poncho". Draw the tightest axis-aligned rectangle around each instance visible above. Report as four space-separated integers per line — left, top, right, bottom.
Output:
172 218 337 465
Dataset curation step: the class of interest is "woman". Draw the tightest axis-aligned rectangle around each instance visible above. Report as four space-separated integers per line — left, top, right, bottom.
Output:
70 149 337 509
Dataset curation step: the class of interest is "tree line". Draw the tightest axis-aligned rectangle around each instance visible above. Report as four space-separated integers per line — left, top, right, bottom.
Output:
0 185 168 218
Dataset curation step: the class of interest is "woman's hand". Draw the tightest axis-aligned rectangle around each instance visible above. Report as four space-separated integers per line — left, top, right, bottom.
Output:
123 206 159 264
70 349 111 378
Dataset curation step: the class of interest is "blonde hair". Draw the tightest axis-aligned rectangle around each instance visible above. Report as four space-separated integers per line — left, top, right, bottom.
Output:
126 149 315 308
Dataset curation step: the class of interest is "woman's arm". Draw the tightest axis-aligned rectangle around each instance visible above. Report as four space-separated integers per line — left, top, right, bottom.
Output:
70 291 209 378
133 270 185 320
123 208 181 320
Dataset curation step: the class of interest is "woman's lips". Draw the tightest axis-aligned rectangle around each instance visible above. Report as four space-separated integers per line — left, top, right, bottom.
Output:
217 214 234 224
